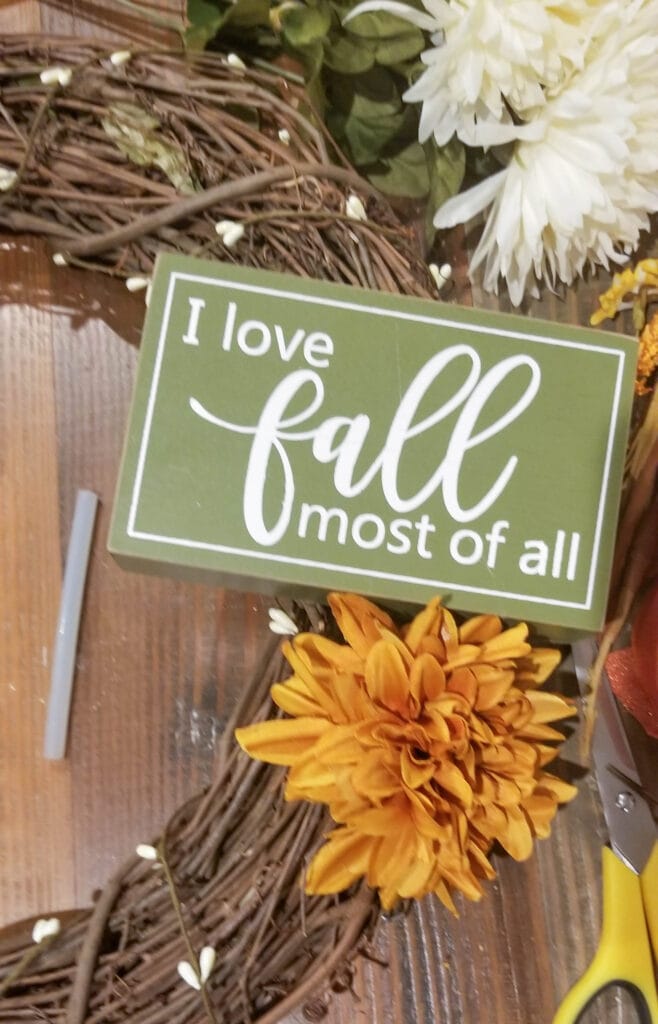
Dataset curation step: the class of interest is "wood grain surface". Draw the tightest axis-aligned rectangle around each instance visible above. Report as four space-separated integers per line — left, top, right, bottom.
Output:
0 4 655 1023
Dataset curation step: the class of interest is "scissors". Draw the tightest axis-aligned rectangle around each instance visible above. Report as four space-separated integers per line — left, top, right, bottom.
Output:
552 639 658 1023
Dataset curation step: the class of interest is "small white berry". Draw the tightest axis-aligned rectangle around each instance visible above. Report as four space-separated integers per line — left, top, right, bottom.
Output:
226 53 246 70
177 959 201 990
135 843 158 860
199 946 217 983
40 67 72 87
215 220 245 248
429 262 452 291
268 608 299 636
0 166 17 192
345 194 367 222
32 918 61 944
110 50 132 67
126 276 150 293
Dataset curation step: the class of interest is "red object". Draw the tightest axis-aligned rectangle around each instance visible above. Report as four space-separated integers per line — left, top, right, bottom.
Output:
607 580 658 737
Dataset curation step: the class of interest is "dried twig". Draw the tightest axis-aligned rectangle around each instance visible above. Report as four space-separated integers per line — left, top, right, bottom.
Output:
0 37 435 299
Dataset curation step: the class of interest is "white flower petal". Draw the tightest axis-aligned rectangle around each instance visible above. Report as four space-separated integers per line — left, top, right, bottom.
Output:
434 168 507 229
278 128 291 145
394 0 599 145
177 960 201 990
52 253 68 266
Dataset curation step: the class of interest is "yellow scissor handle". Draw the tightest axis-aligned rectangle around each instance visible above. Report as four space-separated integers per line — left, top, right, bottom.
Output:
552 845 658 1023
641 843 658 963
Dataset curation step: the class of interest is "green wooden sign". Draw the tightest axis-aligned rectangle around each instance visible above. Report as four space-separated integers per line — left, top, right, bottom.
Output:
109 254 637 635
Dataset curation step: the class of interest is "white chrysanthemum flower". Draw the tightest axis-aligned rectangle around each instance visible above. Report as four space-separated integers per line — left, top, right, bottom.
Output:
434 0 658 305
346 0 595 145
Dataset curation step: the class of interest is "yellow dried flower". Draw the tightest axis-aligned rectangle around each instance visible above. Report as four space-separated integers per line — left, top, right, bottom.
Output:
636 312 658 395
590 259 658 326
236 594 576 913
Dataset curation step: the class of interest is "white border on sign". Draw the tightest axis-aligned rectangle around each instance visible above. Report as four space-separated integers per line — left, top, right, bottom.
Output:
127 271 628 612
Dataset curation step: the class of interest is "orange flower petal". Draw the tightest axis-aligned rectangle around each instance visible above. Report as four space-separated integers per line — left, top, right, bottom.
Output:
305 827 373 895
535 772 578 804
468 841 496 880
285 758 338 802
443 643 482 672
516 647 562 687
474 672 515 711
434 878 459 916
400 746 435 790
353 800 410 837
447 666 478 707
369 820 421 892
525 690 577 724
498 805 533 860
271 678 323 718
234 717 330 765
365 639 410 715
478 623 531 662
351 752 400 803
282 642 349 719
401 597 443 654
410 651 446 703
311 724 364 764
433 760 473 807
522 793 559 837
458 614 502 644
407 790 451 840
516 722 569 742
395 857 436 900
294 633 363 677
328 592 395 659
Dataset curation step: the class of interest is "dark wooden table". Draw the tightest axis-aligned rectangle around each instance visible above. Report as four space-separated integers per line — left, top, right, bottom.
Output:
0 4 655 1022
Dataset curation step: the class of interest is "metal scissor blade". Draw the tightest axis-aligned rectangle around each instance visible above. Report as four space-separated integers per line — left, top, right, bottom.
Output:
573 639 657 875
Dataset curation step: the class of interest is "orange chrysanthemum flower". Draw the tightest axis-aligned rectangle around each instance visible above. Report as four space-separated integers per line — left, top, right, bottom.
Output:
236 594 577 913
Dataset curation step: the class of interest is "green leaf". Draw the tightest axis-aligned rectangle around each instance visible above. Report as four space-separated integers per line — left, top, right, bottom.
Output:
281 2 333 46
375 29 425 65
324 33 376 74
366 139 429 197
328 66 403 117
424 135 466 247
185 0 226 49
326 67 410 164
326 68 408 164
286 39 325 80
345 9 417 38
227 0 271 27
